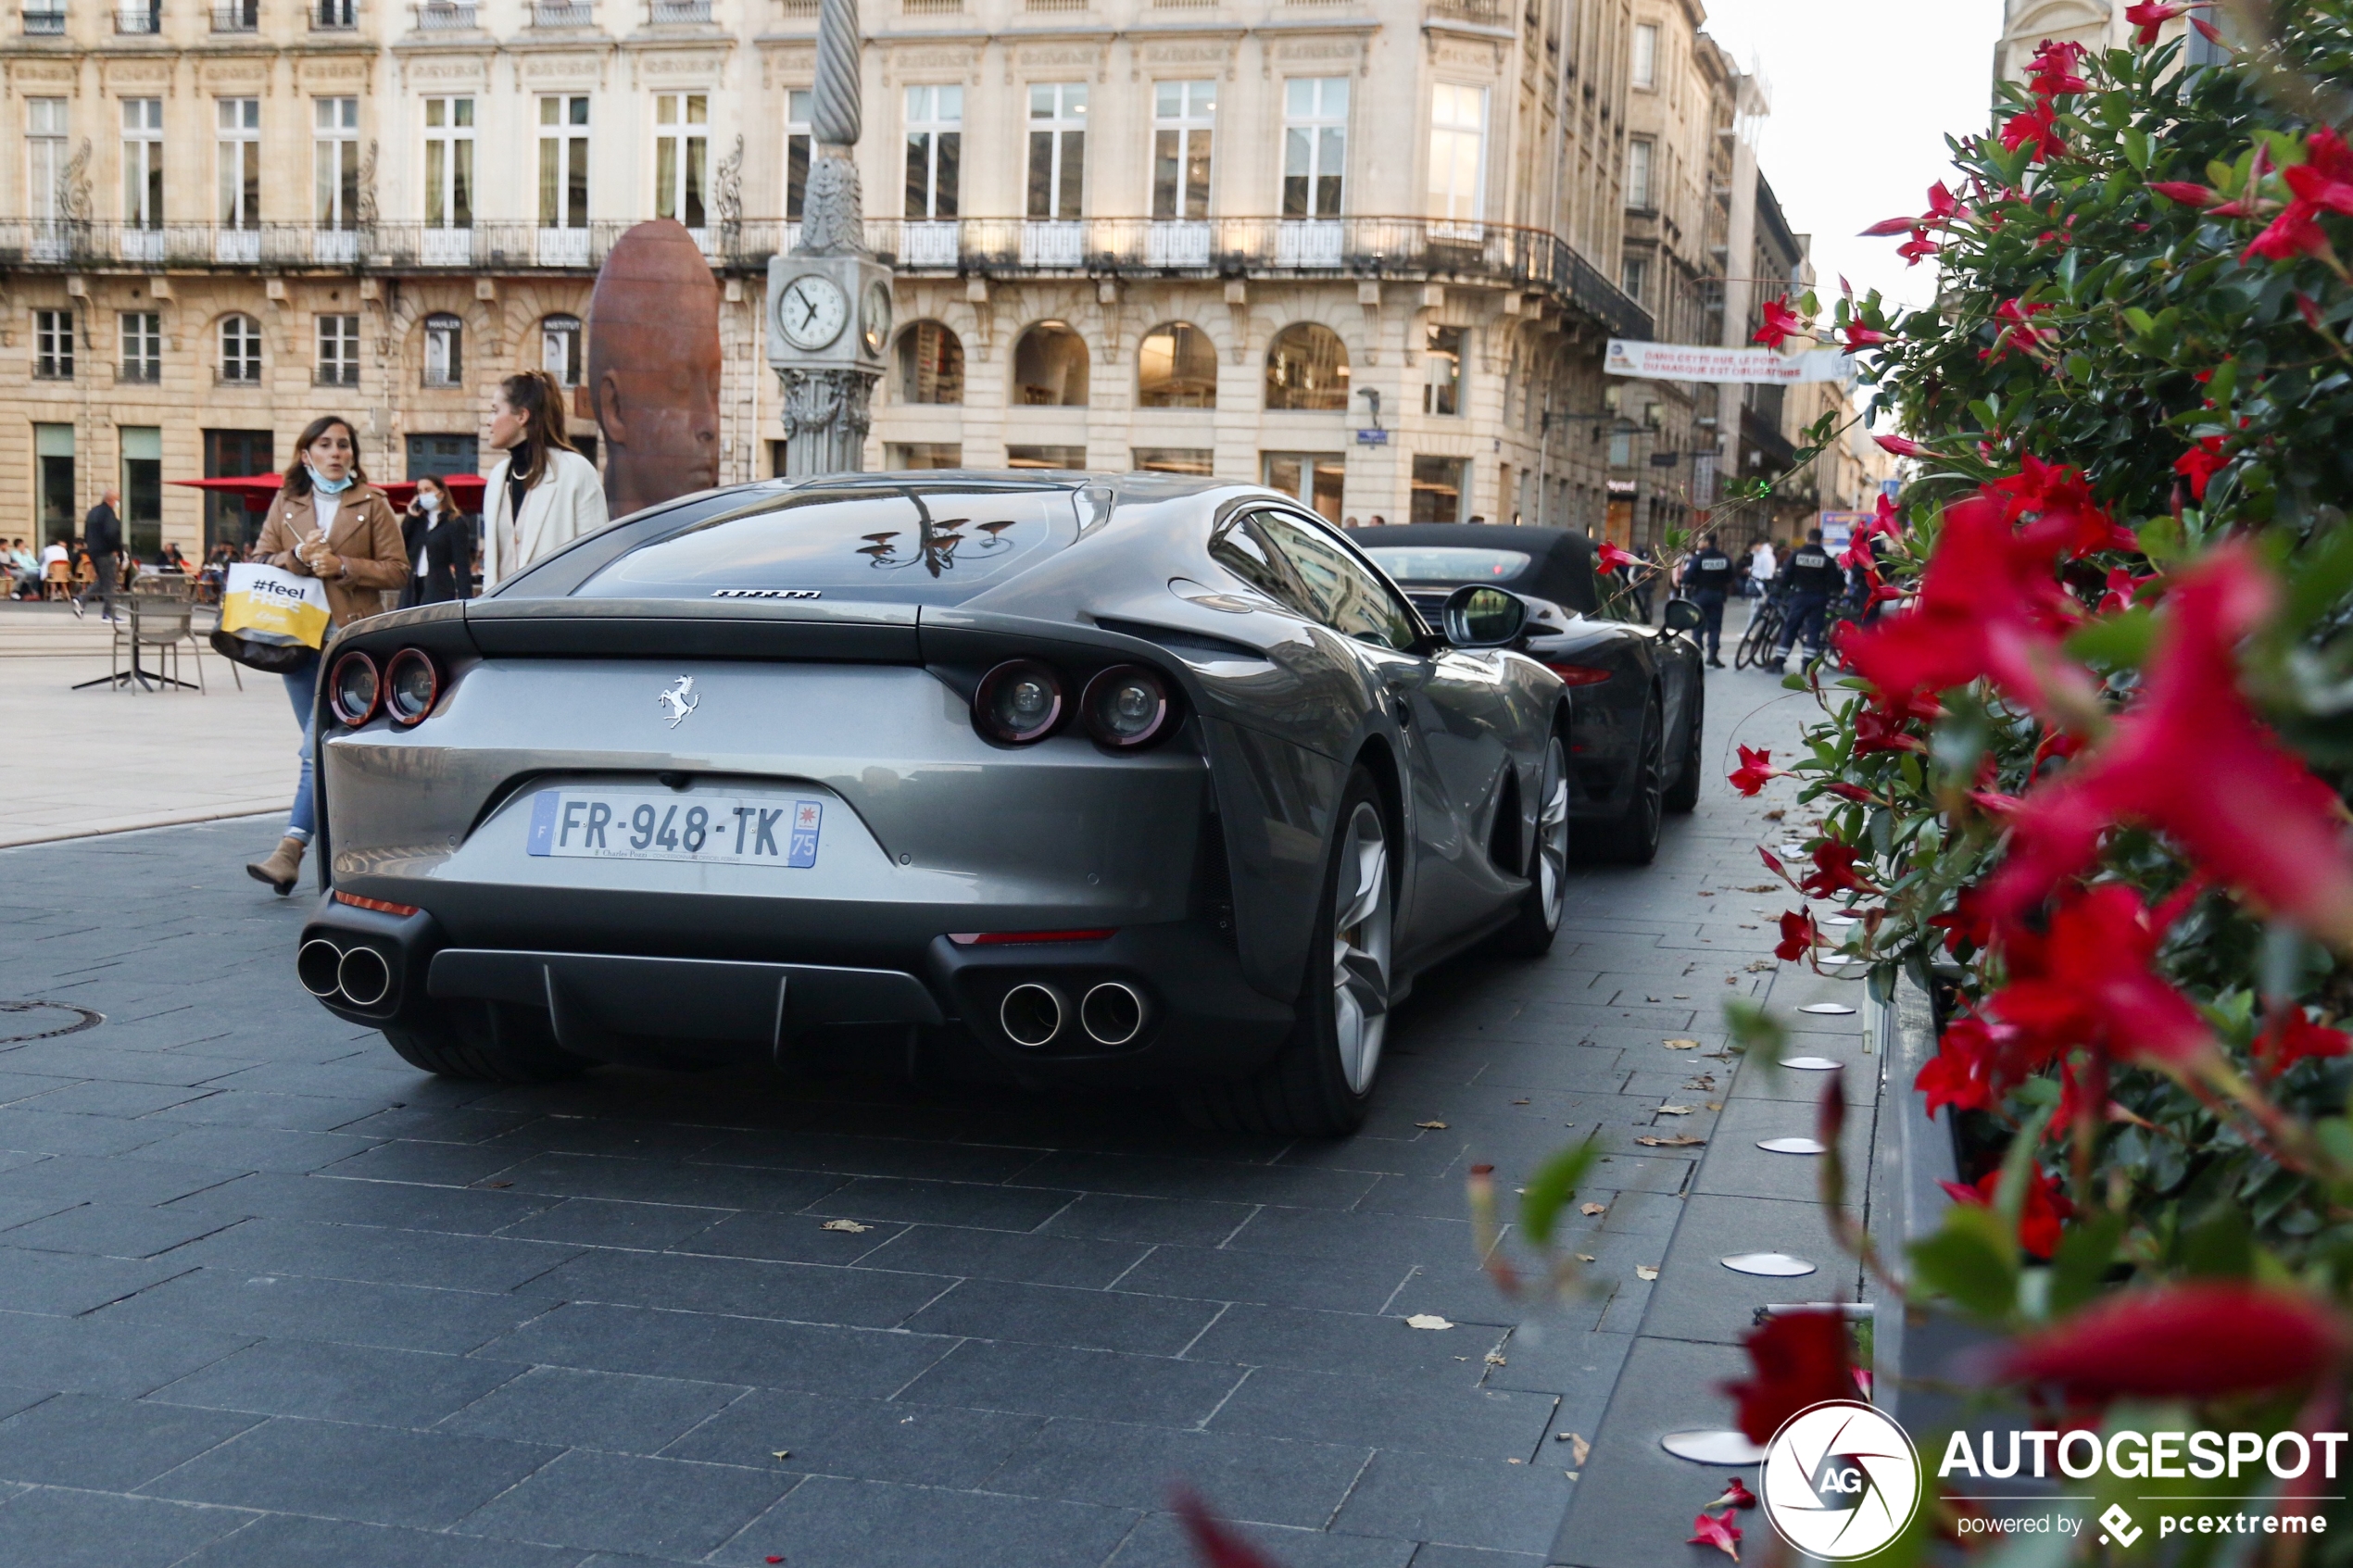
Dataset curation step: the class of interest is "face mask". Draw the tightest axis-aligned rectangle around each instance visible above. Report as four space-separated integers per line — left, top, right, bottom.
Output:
306 462 354 496
417 493 441 514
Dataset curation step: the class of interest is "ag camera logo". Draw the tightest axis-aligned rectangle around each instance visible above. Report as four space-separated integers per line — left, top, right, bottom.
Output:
1760 1400 1923 1561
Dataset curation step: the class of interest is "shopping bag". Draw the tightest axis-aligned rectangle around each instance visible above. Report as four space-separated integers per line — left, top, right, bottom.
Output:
220 563 330 648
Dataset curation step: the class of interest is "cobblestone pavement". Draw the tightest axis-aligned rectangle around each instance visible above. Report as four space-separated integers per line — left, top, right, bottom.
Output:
0 648 1850 1568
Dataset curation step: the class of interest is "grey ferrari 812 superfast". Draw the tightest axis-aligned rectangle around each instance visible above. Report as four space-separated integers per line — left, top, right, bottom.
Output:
296 473 1576 1135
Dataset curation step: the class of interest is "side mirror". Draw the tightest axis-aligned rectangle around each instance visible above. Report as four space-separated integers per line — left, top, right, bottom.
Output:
1442 584 1529 648
1661 596 1704 634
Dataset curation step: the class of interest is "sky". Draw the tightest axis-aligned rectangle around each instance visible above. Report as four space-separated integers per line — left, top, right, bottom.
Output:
1694 0 2010 314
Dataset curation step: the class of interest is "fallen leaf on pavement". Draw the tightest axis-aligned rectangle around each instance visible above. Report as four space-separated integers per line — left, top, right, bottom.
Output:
1511 1098 1529 1105
771 1449 791 1460
1740 884 1779 893
1579 1201 1607 1216
481 1181 512 1189
1484 1350 1507 1366
1763 808 1785 820
1507 1457 1523 1463
1636 1264 1660 1280
1636 1134 1705 1147
1405 1313 1453 1330
1706 1101 1724 1111
1575 1253 1596 1262
1664 1037 1700 1049
1656 1104 1695 1115
1415 1120 1450 1130
1683 1074 1718 1089
821 1219 872 1234
1568 1433 1593 1464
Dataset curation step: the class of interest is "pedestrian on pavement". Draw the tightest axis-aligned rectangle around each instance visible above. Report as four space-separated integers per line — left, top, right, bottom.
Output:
483 370 606 590
1746 537 1777 599
398 475 473 608
1680 531 1734 667
244 415 409 896
1771 527 1843 668
6 538 34 597
69 488 122 621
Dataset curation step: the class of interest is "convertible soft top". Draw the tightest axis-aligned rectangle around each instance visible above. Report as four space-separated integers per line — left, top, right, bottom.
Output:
1357 524 1602 616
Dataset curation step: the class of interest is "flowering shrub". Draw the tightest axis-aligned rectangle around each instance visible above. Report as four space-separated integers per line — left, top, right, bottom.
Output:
1711 3 2353 1555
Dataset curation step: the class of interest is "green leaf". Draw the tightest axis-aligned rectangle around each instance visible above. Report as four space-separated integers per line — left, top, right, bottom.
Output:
1910 1203 2021 1320
2047 1209 2129 1317
1517 1136 1601 1248
2179 1203 2256 1279
2122 127 2150 170
2065 607 2156 669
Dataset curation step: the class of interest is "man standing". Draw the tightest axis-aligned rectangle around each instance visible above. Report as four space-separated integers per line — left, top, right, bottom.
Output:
1746 537 1777 599
1772 527 1842 668
70 488 121 621
1680 532 1734 667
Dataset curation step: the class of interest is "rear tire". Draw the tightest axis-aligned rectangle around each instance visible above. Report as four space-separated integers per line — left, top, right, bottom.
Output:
1581 694 1663 866
1734 601 1779 671
1494 731 1569 958
383 1001 590 1084
1663 682 1705 815
1184 767 1391 1138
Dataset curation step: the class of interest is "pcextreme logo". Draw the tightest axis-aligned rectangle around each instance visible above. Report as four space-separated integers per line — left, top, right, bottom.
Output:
1760 1400 1925 1561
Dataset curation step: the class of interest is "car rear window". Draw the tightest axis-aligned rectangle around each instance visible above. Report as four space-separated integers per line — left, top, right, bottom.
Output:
576 484 1082 606
1360 546 1532 585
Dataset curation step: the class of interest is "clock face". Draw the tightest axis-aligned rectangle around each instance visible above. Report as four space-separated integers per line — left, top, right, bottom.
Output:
861 280 893 358
777 273 848 351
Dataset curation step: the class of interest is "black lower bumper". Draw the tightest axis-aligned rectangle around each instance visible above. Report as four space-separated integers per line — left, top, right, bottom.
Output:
297 897 1294 1085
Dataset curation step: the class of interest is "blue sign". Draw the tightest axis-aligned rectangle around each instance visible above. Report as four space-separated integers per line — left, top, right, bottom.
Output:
1354 429 1388 445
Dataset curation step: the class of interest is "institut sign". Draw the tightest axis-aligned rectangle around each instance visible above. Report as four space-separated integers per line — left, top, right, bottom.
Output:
1604 340 1852 384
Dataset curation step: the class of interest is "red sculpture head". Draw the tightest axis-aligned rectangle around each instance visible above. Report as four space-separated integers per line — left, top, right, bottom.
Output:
587 220 723 517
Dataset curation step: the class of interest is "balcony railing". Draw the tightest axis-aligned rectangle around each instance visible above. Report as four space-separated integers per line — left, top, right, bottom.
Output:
648 0 708 19
415 0 474 25
0 215 1654 338
532 0 591 21
22 7 66 31
210 1 258 28
114 5 162 31
1426 0 1505 21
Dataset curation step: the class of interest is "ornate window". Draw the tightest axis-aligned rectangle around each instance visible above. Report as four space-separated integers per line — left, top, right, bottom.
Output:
896 320 964 405
1012 320 1088 407
1265 323 1349 411
1138 322 1216 408
422 312 463 388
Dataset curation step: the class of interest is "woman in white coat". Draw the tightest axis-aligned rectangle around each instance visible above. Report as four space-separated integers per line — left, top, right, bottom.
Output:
482 369 607 589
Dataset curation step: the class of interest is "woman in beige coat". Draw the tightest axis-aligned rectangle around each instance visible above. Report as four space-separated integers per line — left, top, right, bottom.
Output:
245 414 408 894
483 370 607 589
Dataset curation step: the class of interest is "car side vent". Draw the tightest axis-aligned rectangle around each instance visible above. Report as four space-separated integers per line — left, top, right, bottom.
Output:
1094 618 1268 665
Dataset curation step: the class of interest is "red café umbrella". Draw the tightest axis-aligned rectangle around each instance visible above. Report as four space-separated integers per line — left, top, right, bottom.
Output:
170 474 488 514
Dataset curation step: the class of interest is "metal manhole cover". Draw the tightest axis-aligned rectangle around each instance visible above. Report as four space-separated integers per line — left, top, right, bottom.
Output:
0 1000 103 1044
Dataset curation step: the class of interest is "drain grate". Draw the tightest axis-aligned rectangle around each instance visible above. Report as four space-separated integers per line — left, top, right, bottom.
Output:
0 1000 103 1044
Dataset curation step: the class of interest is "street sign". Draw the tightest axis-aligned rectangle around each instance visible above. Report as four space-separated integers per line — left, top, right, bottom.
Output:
1649 451 1680 467
1354 429 1388 445
1818 510 1872 553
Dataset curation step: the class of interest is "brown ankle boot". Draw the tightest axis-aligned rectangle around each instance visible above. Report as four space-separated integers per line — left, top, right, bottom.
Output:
246 836 307 896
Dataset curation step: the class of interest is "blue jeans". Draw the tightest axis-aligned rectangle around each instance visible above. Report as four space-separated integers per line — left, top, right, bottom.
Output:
1775 592 1831 659
282 653 321 842
1692 589 1726 658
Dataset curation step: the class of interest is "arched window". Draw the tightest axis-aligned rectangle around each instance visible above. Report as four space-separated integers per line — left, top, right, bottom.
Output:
896 320 964 405
220 315 262 384
422 312 463 388
1137 321 1216 408
1012 320 1088 407
1265 322 1348 410
541 314 583 387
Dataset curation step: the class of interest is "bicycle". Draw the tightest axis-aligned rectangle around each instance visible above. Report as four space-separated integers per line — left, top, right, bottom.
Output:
1732 590 1785 670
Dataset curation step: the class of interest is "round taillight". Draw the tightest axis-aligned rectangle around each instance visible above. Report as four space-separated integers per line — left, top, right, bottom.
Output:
384 648 441 726
974 659 1064 745
1080 664 1172 749
327 650 380 727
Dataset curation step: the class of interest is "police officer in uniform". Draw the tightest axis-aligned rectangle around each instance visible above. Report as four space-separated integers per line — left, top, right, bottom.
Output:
1774 527 1843 667
1680 533 1734 667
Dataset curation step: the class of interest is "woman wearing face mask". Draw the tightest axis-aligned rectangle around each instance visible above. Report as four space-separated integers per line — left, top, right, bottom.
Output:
483 369 606 589
397 475 472 608
244 415 407 895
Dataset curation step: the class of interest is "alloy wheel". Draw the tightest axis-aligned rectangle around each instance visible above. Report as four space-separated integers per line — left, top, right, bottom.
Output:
1331 801 1393 1095
1535 735 1569 933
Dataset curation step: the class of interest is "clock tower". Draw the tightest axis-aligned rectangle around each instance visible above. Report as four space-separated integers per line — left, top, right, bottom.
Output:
764 0 890 476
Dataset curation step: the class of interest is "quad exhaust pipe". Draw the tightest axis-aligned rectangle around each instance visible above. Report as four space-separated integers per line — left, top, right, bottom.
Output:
999 980 1147 1048
298 938 394 1009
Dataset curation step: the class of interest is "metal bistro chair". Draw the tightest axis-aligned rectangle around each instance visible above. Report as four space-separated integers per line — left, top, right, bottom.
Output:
112 595 208 692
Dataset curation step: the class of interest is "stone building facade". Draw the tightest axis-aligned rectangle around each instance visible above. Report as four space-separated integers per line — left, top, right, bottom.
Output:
0 0 1735 558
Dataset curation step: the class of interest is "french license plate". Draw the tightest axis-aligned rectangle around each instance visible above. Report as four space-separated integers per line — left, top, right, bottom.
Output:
525 790 822 868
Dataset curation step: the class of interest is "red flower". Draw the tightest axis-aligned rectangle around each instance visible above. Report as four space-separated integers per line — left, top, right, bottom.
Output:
2256 1007 2353 1076
1800 843 1872 899
2151 181 2221 207
1722 1310 1852 1444
2025 39 2090 96
1707 1477 1758 1512
1775 909 1818 962
1821 782 1874 803
1987 544 2353 945
2123 0 2206 44
1896 230 1943 266
1916 1012 2049 1117
1754 296 1806 348
1988 455 2136 558
1930 886 1996 954
1985 297 2057 358
1596 541 1639 574
1688 1508 1743 1562
2288 128 2353 211
2097 566 2156 615
2299 291 2329 332
1729 745 1781 797
2245 202 2334 264
1860 215 1919 237
1925 181 1969 224
1939 1164 2076 1260
1873 433 1924 458
2000 101 2066 162
1838 492 2096 728
1850 688 1941 756
2172 436 2228 501
1994 1283 2343 1400
1840 321 1889 354
1174 1490 1287 1568
1988 884 2214 1073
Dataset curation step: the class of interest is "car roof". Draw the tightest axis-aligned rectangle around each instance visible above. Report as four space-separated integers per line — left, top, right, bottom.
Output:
1353 523 1600 614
